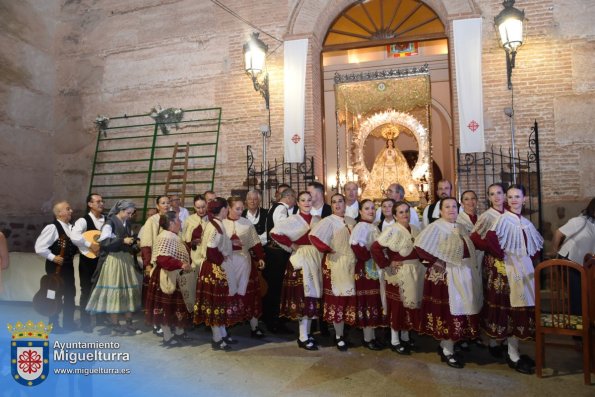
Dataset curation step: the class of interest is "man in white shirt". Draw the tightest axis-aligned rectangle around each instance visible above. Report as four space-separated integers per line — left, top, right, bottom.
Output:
169 194 189 226
374 183 420 228
307 181 331 218
71 193 105 332
422 179 453 228
35 201 78 332
263 188 296 333
242 190 268 246
344 181 360 220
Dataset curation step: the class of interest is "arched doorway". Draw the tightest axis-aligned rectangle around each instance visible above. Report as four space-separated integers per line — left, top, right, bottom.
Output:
319 0 453 203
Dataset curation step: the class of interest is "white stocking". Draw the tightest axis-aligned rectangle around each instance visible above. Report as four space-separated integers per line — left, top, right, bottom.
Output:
363 327 374 342
299 317 309 342
391 329 400 346
250 317 259 331
507 336 520 362
211 326 221 342
162 325 173 341
333 322 344 338
400 330 410 342
440 339 454 356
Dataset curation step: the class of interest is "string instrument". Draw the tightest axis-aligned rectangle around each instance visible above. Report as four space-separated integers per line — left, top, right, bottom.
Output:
81 230 101 259
32 236 66 317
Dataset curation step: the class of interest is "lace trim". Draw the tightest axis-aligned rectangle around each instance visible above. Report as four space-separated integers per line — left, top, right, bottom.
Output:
494 211 543 257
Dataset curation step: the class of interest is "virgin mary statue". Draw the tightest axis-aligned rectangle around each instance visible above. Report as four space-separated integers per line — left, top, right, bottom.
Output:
361 125 419 201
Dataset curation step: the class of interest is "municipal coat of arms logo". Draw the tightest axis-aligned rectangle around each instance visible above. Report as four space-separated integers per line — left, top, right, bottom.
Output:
7 320 52 386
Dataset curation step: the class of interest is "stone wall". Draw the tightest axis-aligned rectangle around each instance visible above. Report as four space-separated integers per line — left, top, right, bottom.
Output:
1 0 594 251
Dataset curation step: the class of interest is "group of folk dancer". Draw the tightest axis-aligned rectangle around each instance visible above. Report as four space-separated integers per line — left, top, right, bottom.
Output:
35 180 543 374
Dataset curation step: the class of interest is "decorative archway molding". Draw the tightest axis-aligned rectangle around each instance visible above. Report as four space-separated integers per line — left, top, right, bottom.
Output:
353 110 430 187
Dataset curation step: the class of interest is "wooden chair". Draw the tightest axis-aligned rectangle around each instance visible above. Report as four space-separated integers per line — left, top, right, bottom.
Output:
535 257 594 384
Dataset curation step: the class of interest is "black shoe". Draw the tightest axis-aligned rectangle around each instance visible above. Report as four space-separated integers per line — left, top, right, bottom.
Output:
222 335 238 345
162 337 183 348
488 344 504 359
174 333 193 343
391 343 411 355
362 339 383 351
307 334 318 345
211 339 232 351
506 355 534 375
335 336 348 352
474 339 487 348
152 326 163 336
251 327 266 339
406 337 417 350
519 354 535 367
297 339 319 351
437 347 464 369
81 324 94 334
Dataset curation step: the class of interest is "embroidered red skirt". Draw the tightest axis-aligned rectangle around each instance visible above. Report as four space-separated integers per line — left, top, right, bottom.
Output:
145 267 191 328
385 283 421 332
419 267 480 341
242 261 263 320
481 254 535 340
194 261 245 327
279 262 320 320
322 258 356 325
353 259 385 327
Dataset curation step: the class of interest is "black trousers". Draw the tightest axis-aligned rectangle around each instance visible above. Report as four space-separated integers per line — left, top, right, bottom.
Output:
262 245 290 325
78 255 98 326
46 260 76 327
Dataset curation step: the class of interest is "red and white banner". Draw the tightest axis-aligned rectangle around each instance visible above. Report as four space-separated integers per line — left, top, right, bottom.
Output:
454 18 486 153
283 39 308 163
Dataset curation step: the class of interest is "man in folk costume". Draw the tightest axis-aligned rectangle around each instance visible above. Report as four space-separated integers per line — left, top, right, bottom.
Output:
480 184 543 374
223 196 267 338
242 189 269 246
182 194 209 273
263 187 297 334
414 197 483 369
422 179 454 228
194 197 238 350
309 193 357 351
343 181 360 221
71 193 105 333
35 201 79 332
270 190 323 350
146 211 195 346
371 201 425 355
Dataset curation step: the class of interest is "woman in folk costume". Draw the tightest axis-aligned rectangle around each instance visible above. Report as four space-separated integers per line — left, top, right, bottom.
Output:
477 184 543 374
193 198 235 350
182 194 209 273
223 196 266 338
377 198 396 231
86 200 142 336
145 211 194 346
140 195 170 336
350 199 385 350
309 193 357 351
469 183 507 356
270 191 323 350
371 201 424 355
414 197 483 368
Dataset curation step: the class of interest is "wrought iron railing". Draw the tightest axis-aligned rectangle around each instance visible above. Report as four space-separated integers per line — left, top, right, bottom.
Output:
457 120 542 232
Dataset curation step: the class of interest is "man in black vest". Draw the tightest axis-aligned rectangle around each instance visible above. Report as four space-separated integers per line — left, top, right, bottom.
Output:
34 201 79 332
242 189 268 246
71 193 105 333
263 187 297 333
422 179 454 228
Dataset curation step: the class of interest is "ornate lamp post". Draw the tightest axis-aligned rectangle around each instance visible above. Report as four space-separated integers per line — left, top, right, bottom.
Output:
243 32 272 201
495 0 525 90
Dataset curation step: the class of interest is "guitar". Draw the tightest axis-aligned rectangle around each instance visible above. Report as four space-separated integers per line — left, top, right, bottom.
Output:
82 230 101 259
32 236 66 317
